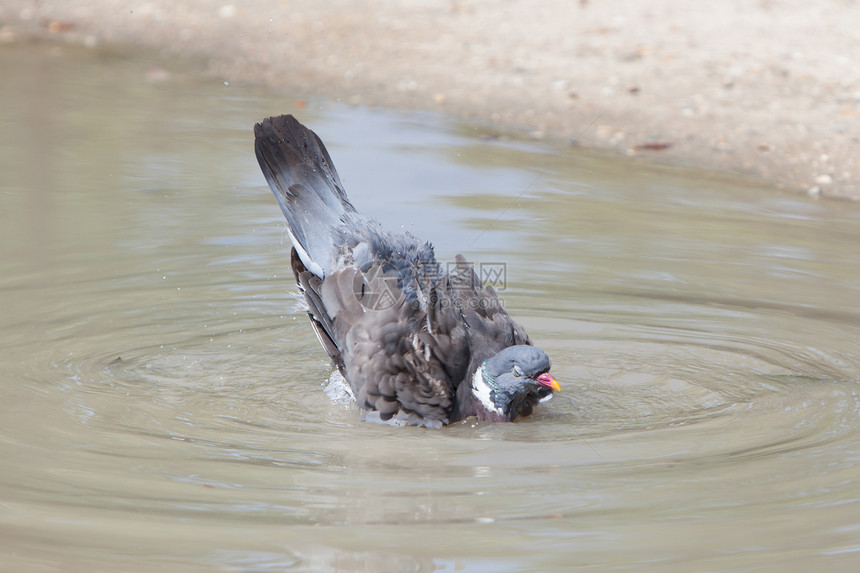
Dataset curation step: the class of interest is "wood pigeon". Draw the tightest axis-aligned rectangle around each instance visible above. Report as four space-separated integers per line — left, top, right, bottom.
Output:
254 115 559 427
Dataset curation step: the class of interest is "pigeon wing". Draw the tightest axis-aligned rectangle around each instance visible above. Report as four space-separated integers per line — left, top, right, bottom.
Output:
449 254 532 351
314 263 459 426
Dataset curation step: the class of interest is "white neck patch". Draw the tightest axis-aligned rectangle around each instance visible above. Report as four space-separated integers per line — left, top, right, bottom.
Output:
472 367 505 415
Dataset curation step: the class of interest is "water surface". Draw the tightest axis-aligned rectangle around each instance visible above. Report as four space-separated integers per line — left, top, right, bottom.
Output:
2 41 860 572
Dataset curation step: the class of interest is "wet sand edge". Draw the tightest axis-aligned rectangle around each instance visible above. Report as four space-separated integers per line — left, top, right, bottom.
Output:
3 0 858 200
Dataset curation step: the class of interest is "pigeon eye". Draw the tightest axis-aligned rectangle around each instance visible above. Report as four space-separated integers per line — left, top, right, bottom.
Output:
512 365 524 377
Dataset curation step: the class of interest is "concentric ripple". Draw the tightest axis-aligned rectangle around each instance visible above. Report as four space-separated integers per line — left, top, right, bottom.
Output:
3 43 860 570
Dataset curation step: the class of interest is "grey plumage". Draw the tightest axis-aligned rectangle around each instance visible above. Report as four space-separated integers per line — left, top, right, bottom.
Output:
254 115 559 427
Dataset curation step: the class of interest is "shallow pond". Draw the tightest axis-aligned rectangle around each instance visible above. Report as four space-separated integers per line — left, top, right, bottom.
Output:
2 42 860 572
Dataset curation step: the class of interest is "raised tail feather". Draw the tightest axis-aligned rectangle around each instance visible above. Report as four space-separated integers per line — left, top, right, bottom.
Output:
254 115 356 277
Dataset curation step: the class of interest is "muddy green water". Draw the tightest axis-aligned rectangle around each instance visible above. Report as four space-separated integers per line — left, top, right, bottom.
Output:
2 42 860 572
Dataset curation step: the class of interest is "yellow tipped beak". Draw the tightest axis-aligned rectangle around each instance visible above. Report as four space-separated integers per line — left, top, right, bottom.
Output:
536 372 561 391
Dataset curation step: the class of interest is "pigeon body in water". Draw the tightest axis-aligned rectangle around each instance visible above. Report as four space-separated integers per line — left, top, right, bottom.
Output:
254 115 559 427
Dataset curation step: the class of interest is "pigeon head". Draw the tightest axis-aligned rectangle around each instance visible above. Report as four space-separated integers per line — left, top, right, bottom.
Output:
474 345 560 420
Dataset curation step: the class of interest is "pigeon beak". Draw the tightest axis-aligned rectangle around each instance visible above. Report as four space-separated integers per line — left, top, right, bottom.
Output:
536 372 561 391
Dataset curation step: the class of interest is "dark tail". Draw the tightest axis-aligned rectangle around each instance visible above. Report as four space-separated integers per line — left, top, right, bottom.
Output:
254 115 356 277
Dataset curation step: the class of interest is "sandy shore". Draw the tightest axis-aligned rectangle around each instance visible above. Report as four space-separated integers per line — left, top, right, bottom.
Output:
3 0 859 200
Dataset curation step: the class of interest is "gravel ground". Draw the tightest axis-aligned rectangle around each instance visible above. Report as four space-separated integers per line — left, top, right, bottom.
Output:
3 0 859 199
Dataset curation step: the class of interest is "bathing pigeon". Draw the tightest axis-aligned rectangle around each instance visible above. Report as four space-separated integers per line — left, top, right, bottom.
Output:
253 114 559 427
